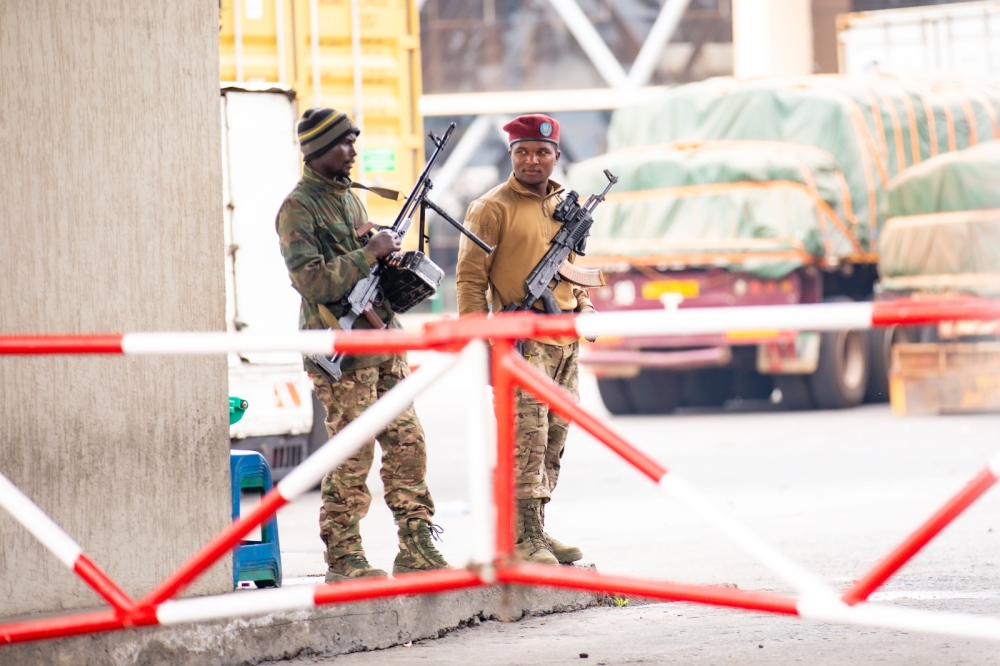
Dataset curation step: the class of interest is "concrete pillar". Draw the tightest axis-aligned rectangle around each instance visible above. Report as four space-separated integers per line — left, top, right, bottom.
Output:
0 0 230 619
812 0 852 73
732 0 815 78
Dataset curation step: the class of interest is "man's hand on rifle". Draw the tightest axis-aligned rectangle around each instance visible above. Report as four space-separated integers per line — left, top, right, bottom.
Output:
367 229 402 259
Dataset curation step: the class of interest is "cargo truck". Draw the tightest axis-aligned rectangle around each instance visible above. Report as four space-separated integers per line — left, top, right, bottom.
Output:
877 140 1000 415
567 74 1000 413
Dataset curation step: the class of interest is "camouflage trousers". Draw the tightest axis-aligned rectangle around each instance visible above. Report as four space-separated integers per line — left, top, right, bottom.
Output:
310 354 434 564
514 339 580 501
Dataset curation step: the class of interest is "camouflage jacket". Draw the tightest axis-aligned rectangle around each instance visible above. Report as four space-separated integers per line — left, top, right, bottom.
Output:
276 166 398 371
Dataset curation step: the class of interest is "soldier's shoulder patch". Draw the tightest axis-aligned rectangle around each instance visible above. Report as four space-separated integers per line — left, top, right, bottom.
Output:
465 200 487 224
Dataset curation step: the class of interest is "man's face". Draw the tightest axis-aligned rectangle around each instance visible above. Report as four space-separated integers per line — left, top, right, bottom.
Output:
509 140 560 188
310 133 358 179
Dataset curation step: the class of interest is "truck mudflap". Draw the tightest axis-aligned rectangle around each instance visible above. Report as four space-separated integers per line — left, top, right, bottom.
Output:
756 332 821 375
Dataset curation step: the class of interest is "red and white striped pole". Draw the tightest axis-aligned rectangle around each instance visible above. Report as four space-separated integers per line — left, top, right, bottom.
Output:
0 474 134 613
134 349 466 609
842 451 1000 605
502 350 839 601
1 299 997 357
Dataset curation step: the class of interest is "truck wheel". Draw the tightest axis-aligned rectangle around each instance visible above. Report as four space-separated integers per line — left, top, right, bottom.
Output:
865 325 914 403
626 370 681 414
680 369 732 408
597 378 635 415
808 329 870 409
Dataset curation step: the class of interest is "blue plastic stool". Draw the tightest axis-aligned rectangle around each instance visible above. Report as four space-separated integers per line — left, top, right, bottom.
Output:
230 451 282 588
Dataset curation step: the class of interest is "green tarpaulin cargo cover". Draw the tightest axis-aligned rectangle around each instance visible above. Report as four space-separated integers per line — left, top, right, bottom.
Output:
568 140 859 279
569 75 1000 278
879 140 1000 297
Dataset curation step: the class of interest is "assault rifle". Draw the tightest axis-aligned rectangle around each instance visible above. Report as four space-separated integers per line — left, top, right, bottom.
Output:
308 122 493 382
501 169 617 315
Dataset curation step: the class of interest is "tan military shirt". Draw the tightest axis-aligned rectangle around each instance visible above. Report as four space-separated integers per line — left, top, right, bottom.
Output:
456 173 594 346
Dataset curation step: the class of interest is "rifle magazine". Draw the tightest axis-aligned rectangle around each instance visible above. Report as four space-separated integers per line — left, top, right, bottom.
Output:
557 260 606 288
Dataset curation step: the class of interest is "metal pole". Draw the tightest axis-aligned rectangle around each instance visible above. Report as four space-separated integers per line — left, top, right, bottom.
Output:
234 0 244 82
546 0 629 88
626 0 692 87
350 0 366 189
428 115 496 199
275 0 286 84
310 0 321 106
492 341 517 560
463 341 496 578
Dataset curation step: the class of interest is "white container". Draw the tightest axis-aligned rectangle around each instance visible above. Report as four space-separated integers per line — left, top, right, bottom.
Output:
838 1 1000 78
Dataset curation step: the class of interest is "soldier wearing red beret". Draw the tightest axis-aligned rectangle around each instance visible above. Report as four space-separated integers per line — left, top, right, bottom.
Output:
456 114 596 566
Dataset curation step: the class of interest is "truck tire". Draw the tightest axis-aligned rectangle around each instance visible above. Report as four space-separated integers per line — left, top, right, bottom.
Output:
596 378 635 415
626 370 681 414
808 329 870 409
680 369 732 408
865 325 914 403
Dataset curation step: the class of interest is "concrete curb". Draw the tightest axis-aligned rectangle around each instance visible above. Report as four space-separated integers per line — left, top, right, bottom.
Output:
0 584 598 666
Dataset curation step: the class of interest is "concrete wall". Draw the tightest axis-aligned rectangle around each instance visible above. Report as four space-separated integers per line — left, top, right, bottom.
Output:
0 1 230 618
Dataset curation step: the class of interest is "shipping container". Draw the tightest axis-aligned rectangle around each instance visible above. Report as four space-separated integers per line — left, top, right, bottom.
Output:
219 0 424 228
838 1 1000 78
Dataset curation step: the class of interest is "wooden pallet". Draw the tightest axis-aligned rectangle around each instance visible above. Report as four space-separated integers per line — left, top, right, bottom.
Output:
890 342 1000 415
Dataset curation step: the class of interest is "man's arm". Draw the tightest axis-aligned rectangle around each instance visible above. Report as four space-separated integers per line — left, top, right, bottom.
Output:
456 200 500 316
276 198 377 305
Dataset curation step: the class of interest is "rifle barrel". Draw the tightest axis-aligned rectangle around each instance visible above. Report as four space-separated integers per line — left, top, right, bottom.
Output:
389 122 456 232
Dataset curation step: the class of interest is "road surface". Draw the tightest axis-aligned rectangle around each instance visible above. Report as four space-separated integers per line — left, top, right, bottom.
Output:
274 361 1000 664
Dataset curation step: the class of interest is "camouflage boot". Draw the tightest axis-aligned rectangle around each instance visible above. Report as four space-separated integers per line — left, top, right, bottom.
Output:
539 501 582 564
515 499 558 565
325 553 388 583
393 519 451 575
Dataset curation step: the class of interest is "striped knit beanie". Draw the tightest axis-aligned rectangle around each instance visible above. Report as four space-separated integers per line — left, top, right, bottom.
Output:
298 107 360 161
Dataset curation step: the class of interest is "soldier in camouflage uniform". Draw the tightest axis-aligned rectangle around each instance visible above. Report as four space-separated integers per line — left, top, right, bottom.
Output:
456 114 597 566
276 107 449 582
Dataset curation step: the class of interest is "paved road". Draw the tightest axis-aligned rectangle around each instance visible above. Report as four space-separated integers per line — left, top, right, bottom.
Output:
277 363 1000 664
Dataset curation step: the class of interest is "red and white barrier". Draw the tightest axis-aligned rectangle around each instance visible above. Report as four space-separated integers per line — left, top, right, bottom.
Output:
1 298 1000 647
0 475 134 614
2 298 998 358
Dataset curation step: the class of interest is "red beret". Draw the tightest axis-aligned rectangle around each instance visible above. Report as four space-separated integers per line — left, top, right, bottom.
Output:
503 114 560 147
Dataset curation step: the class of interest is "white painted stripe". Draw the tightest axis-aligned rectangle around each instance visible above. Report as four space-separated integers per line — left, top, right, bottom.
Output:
276 350 465 500
121 331 335 355
575 302 875 339
463 340 496 572
0 473 83 568
798 598 1000 641
156 585 317 625
659 475 838 601
986 450 1000 478
871 590 1000 601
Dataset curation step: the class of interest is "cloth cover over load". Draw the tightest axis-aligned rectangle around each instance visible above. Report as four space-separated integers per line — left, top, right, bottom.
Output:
879 140 1000 297
568 140 859 278
569 75 1000 277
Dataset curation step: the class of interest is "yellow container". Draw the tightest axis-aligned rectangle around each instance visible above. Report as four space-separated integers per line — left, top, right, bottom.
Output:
220 0 424 229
